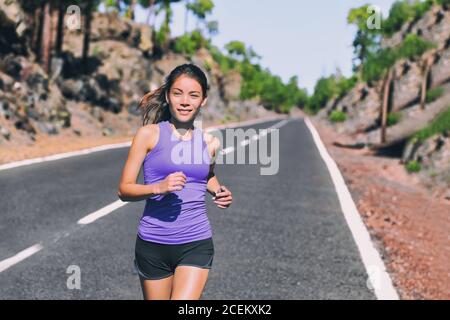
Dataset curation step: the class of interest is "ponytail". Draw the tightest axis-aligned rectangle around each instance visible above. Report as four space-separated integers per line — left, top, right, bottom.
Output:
138 85 171 125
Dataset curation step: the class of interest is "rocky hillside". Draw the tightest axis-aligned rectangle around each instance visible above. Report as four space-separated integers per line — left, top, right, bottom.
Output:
0 2 277 150
315 3 450 191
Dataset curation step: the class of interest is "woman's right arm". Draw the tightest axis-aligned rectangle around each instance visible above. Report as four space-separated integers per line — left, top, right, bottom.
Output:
117 125 161 202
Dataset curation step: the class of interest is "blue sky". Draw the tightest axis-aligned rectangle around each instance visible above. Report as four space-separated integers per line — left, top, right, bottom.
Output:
132 0 397 95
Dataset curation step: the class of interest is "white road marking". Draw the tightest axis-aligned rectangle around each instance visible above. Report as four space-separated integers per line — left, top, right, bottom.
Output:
0 115 288 172
0 142 131 171
0 117 289 273
303 116 399 300
77 200 128 225
0 244 43 273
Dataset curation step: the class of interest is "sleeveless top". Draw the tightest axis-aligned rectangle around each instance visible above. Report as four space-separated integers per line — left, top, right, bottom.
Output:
137 120 213 244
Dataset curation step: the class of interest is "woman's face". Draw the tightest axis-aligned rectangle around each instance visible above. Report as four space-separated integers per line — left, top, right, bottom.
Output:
166 75 207 123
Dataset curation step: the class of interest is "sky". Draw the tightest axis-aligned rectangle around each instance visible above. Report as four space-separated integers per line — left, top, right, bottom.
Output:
132 0 397 95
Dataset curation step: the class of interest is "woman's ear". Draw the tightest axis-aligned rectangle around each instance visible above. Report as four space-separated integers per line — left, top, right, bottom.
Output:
200 96 208 107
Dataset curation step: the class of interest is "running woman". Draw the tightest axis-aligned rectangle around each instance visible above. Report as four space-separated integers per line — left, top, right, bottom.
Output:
117 63 233 300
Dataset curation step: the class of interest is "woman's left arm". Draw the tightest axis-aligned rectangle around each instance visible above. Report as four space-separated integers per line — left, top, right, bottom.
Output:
206 136 232 209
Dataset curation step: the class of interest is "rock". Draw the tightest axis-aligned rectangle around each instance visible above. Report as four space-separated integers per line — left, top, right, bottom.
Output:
35 121 58 135
50 57 64 83
0 0 28 37
0 124 11 140
0 99 12 119
127 100 141 116
221 69 242 102
1 54 23 79
14 116 35 134
102 127 113 136
61 79 84 99
90 106 103 122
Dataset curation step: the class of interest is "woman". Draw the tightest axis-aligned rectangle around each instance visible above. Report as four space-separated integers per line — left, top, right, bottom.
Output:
117 63 232 300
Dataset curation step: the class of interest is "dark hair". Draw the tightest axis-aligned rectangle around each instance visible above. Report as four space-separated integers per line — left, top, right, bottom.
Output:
138 63 209 125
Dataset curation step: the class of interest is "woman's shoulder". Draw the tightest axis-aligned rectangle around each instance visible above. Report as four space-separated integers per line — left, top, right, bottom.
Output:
136 123 160 153
201 130 221 154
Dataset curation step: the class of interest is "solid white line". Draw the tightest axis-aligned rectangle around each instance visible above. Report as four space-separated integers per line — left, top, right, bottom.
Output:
77 200 128 225
0 115 288 172
0 142 131 171
0 244 43 273
303 116 399 300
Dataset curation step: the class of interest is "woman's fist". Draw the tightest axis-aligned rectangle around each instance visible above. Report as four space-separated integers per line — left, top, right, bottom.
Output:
157 171 187 194
212 185 232 209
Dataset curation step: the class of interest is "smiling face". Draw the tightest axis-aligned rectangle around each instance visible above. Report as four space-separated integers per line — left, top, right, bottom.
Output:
166 75 208 123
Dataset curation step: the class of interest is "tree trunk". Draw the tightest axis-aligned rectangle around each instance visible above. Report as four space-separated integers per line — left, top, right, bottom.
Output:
82 0 93 74
380 67 393 143
420 54 434 110
32 4 45 61
130 0 136 20
55 0 65 56
41 1 52 74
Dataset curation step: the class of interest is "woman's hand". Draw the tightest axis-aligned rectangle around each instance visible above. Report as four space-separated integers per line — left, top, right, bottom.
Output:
157 171 187 194
212 185 232 209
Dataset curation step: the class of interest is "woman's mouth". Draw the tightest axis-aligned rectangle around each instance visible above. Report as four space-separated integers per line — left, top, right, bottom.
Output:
177 108 193 116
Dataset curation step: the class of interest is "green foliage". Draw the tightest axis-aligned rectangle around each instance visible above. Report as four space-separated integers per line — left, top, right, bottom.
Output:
307 77 338 114
405 160 422 173
173 30 207 57
186 0 214 20
413 107 450 142
362 35 435 83
387 112 402 126
383 0 434 36
425 86 444 103
329 110 347 122
225 41 248 61
397 34 436 60
306 74 357 114
347 5 383 72
362 48 396 83
239 62 308 113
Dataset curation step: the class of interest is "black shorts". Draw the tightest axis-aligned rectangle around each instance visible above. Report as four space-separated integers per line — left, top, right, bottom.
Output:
134 235 214 280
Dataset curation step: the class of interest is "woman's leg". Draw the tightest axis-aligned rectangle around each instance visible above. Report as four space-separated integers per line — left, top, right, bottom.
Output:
139 274 174 300
170 266 210 300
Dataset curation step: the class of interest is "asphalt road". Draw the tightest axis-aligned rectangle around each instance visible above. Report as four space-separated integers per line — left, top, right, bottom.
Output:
0 117 376 299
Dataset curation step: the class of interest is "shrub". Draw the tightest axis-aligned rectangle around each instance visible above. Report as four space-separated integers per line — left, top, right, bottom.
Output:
329 110 347 122
413 107 450 142
405 160 421 173
387 112 402 126
425 86 444 103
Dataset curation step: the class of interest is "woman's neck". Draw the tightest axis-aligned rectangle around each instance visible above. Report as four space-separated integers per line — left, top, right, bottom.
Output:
168 117 194 135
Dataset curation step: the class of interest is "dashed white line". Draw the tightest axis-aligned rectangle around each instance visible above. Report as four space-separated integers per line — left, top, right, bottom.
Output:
0 117 290 273
77 200 128 225
0 244 43 273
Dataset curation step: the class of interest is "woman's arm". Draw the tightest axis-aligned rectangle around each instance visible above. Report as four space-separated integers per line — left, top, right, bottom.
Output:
206 135 221 196
117 125 162 202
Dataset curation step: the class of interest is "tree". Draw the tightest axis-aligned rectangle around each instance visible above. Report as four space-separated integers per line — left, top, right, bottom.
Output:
347 5 382 78
186 0 214 30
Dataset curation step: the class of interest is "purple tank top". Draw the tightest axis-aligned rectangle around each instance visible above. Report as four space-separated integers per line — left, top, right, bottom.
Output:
137 120 213 244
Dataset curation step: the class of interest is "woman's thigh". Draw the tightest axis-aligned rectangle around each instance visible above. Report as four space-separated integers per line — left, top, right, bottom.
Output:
139 274 174 300
171 266 210 300
171 237 214 300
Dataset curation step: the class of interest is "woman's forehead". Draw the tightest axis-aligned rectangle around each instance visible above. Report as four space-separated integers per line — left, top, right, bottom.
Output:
172 76 202 91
